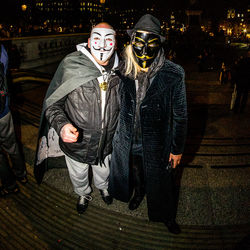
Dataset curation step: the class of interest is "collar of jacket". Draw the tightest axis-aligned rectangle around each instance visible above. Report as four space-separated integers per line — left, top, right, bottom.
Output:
121 61 177 102
77 43 119 75
78 43 119 92
43 44 118 112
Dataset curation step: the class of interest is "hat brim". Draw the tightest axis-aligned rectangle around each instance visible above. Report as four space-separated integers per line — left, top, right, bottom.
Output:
127 29 166 43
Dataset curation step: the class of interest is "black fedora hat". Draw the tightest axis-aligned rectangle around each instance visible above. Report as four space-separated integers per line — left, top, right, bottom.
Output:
127 14 166 43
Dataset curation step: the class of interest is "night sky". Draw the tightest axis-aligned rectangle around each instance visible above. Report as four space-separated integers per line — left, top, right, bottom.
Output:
0 0 249 25
109 0 249 10
106 0 249 22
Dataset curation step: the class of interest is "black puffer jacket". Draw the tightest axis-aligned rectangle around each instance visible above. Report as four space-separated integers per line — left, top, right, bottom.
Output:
45 75 120 164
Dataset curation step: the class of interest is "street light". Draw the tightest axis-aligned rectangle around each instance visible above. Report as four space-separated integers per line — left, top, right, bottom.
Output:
100 0 105 21
21 4 27 11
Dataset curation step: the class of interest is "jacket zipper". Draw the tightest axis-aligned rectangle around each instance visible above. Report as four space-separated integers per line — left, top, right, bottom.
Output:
96 78 112 162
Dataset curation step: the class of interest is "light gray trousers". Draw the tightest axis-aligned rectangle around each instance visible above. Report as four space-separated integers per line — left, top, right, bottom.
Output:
0 112 26 188
65 154 111 196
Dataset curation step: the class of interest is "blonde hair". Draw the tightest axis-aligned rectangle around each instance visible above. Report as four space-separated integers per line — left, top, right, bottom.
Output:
123 44 148 79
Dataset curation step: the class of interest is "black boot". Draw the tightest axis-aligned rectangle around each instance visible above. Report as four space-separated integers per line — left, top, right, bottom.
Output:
164 219 181 234
99 189 113 205
76 195 92 214
129 193 144 210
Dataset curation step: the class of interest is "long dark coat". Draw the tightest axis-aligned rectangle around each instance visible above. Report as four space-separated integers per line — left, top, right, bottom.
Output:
108 59 188 222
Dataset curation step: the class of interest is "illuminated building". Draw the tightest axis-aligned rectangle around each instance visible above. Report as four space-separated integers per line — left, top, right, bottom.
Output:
22 0 109 33
220 6 249 40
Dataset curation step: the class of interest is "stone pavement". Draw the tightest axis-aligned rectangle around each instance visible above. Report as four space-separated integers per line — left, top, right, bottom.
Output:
0 69 249 249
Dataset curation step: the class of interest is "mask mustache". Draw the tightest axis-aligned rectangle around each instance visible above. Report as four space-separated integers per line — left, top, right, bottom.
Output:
135 53 154 60
92 47 112 52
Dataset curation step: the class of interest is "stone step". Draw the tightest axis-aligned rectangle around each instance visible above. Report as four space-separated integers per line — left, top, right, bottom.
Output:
1 174 249 249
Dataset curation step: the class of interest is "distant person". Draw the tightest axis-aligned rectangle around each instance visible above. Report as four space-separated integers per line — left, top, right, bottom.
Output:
219 62 231 85
230 58 239 88
0 44 27 197
167 49 176 62
8 44 21 70
34 22 120 214
108 14 188 234
198 48 208 72
233 51 250 113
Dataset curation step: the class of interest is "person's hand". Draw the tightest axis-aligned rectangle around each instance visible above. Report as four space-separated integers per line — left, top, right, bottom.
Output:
169 153 182 169
60 124 79 143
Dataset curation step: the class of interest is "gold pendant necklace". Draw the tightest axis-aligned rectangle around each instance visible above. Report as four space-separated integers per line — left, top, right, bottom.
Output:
99 82 108 91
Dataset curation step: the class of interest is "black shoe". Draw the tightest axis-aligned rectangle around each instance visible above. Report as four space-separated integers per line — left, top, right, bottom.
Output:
128 195 144 210
0 184 20 197
76 195 92 214
99 189 113 205
17 175 28 185
164 220 181 234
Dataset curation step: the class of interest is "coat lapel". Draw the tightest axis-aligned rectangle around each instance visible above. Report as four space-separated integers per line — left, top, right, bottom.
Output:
119 74 136 100
142 70 171 103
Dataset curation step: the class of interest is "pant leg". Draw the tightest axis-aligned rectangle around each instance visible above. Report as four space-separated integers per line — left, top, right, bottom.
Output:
147 169 177 222
163 170 178 221
0 148 16 189
131 154 145 196
0 112 26 178
92 154 111 191
233 90 241 113
240 90 248 112
64 155 91 196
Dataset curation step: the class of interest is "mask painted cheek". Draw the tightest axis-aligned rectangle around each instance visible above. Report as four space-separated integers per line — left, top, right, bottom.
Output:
92 42 99 49
91 37 100 48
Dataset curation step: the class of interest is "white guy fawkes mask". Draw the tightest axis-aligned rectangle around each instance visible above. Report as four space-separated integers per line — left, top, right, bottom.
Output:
90 27 115 62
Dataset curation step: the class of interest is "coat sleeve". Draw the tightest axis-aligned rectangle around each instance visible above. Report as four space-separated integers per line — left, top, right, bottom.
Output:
171 68 188 155
45 95 70 136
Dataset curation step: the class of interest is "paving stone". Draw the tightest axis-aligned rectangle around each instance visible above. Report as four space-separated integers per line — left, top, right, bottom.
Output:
2 68 249 249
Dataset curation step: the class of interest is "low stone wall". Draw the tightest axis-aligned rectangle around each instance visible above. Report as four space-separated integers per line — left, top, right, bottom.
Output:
1 35 249 106
2 33 88 69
